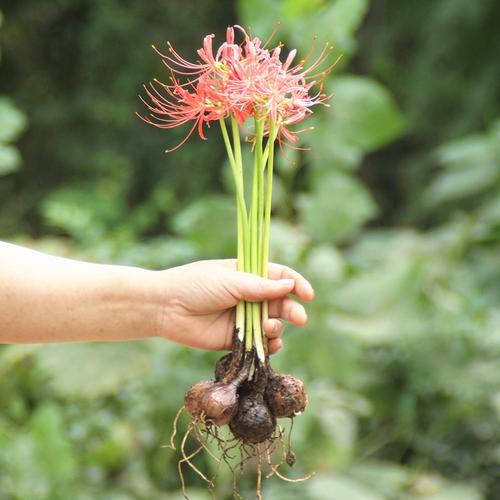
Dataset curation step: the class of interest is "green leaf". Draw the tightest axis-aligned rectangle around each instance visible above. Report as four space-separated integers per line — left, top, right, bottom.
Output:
117 237 199 268
310 75 405 169
307 475 384 500
298 171 377 242
334 256 424 315
269 218 310 265
41 185 126 241
28 404 77 483
0 97 26 143
0 404 76 498
34 342 152 399
348 462 411 497
172 195 236 256
237 0 369 61
305 244 347 283
0 144 21 175
435 134 496 168
426 161 499 204
282 0 326 19
236 0 282 38
288 0 369 59
425 125 500 204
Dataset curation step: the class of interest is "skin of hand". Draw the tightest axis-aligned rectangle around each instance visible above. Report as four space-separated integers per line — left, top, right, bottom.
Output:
0 242 313 353
159 259 315 354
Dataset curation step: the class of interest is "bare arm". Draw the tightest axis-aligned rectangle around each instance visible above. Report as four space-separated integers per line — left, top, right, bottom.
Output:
0 242 314 352
0 241 162 343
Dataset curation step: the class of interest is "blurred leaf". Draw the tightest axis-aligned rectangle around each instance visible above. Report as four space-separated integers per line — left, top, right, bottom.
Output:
172 195 236 256
408 475 483 500
0 97 27 143
0 404 76 499
426 162 498 204
282 0 325 18
307 475 384 500
0 144 21 175
34 343 152 399
348 462 410 497
435 135 496 168
304 243 347 283
89 422 137 468
28 404 77 482
238 0 369 61
269 218 310 265
425 123 500 205
310 75 406 168
116 237 199 268
42 186 126 242
334 254 424 315
236 0 282 39
289 0 369 61
298 171 377 242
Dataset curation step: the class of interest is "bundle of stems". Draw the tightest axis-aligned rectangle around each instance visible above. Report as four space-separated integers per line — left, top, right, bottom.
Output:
219 116 277 361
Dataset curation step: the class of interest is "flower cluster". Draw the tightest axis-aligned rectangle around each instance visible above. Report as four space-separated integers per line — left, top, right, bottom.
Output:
139 25 334 151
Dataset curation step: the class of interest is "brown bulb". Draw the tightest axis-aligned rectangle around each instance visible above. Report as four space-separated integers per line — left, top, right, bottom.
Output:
229 392 276 444
200 382 239 426
184 380 214 419
265 373 307 418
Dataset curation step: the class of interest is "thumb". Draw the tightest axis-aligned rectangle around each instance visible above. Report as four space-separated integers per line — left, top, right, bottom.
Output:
231 273 295 302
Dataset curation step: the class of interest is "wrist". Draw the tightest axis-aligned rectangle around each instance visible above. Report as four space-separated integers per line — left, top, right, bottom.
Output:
106 265 166 340
146 266 179 341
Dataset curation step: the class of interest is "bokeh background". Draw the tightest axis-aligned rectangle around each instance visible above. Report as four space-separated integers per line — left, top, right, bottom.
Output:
1 0 500 498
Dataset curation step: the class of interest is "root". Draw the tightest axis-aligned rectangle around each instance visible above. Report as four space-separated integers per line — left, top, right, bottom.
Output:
286 419 296 467
162 405 185 450
256 443 263 500
264 430 315 483
269 465 315 483
193 424 222 463
180 425 213 486
166 400 312 498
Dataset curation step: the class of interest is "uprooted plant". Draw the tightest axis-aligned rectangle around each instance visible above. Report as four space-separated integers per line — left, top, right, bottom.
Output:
139 24 335 498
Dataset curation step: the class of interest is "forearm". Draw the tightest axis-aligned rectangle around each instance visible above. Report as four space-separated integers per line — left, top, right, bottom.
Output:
0 242 163 344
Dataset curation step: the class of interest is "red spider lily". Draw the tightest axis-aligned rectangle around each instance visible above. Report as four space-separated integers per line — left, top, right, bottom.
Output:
138 25 335 151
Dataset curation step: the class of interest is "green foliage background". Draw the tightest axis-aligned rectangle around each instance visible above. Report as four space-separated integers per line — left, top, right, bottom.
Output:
1 0 500 498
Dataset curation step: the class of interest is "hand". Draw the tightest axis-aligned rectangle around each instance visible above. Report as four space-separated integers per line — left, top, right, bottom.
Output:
158 259 314 354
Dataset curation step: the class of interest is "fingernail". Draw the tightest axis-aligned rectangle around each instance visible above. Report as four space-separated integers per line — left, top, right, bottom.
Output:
278 279 294 287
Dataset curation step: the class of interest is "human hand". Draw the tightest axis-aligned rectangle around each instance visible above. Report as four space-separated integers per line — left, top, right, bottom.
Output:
158 259 314 354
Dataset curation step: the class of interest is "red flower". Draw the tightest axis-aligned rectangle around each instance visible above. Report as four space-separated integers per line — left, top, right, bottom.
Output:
138 26 335 151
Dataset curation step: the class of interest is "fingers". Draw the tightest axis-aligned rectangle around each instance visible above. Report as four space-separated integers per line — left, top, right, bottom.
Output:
231 273 295 302
216 259 314 302
263 299 308 357
267 263 314 302
268 337 283 355
263 317 285 338
268 297 308 326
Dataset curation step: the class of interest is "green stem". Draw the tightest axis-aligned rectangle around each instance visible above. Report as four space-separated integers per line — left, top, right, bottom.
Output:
262 121 277 329
219 118 248 341
230 117 250 271
229 117 253 350
245 301 253 352
250 117 266 361
262 120 276 280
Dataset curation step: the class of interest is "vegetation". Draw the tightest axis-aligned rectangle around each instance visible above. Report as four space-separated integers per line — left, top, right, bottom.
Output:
1 0 499 498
